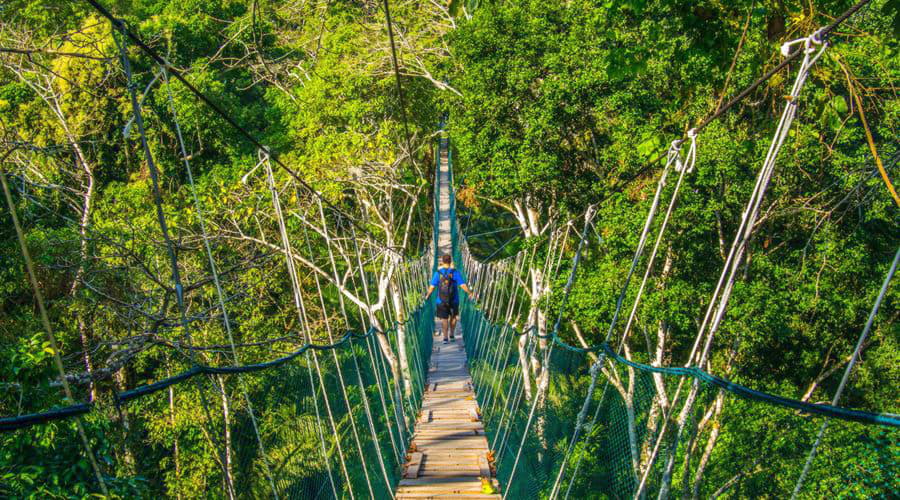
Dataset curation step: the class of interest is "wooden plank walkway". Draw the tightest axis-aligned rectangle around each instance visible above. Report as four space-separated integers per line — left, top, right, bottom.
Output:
397 335 500 499
397 139 501 499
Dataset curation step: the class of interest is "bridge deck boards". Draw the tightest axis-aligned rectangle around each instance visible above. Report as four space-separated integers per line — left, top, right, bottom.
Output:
398 144 500 499
398 335 499 499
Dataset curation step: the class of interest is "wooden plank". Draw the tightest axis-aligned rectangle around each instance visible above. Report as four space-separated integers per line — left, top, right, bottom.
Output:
414 436 488 445
417 422 483 430
401 305 502 497
397 494 499 499
404 452 423 479
420 460 481 468
415 430 483 438
419 465 482 472
399 477 484 488
414 442 489 451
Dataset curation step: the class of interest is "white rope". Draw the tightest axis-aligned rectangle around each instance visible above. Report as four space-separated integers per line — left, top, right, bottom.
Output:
549 355 605 499
262 152 350 498
616 131 698 350
315 199 394 494
552 137 694 498
503 209 597 499
350 227 410 449
645 31 829 499
303 230 376 499
791 246 899 498
161 68 278 498
0 170 110 496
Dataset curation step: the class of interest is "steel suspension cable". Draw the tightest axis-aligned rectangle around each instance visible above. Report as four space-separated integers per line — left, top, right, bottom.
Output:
160 66 279 498
114 30 234 497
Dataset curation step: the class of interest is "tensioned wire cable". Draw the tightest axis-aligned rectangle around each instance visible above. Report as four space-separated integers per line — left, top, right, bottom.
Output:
83 0 405 257
114 27 235 496
641 32 831 499
159 65 279 498
263 151 346 498
502 206 597 498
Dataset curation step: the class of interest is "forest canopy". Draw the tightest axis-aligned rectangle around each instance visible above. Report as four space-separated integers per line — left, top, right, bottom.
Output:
0 0 897 498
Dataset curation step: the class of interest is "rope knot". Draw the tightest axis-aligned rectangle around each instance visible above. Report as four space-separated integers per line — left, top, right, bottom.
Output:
809 28 827 46
781 28 829 58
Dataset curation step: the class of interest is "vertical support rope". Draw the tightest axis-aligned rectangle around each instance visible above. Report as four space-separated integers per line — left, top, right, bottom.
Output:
319 196 397 494
650 31 828 500
113 26 234 497
262 151 348 498
160 67 278 499
555 137 690 499
790 246 899 498
0 169 110 496
503 208 597 498
303 229 375 498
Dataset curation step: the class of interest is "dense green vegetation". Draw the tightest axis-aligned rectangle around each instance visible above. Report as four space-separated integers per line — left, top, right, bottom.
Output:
0 0 897 497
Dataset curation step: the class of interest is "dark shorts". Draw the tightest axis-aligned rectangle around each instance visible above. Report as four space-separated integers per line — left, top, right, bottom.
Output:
436 302 459 319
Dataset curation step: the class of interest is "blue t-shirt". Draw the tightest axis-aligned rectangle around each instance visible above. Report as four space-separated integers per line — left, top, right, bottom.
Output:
430 268 466 305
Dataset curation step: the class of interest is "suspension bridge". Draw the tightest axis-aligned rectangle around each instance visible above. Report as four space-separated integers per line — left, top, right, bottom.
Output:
1 0 898 498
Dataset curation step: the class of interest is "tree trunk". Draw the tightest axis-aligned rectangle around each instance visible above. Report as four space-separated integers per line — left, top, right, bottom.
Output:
217 375 235 500
518 334 533 400
691 391 725 499
390 279 413 396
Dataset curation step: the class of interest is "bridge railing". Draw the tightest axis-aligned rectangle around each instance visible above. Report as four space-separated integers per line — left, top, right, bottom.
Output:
441 136 898 499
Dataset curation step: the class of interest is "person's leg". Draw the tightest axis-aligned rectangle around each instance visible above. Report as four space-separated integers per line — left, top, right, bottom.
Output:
436 303 450 342
449 313 457 340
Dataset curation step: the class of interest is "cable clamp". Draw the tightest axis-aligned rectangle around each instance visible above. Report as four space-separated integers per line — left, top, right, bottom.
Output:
676 129 698 174
809 27 827 46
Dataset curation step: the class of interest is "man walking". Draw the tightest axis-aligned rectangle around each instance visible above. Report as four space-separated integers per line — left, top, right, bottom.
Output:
424 254 475 344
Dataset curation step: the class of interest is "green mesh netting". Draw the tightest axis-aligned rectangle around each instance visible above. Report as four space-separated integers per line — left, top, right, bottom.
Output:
440 134 898 499
1 304 434 499
458 309 898 498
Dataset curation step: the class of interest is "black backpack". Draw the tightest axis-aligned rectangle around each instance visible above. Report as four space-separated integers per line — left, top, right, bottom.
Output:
438 268 457 304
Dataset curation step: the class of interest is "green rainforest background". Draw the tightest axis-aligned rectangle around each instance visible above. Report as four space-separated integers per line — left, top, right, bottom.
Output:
0 0 897 497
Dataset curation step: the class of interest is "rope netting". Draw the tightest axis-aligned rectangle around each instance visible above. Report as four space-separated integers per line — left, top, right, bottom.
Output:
0 15 437 499
437 24 899 496
452 159 899 498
